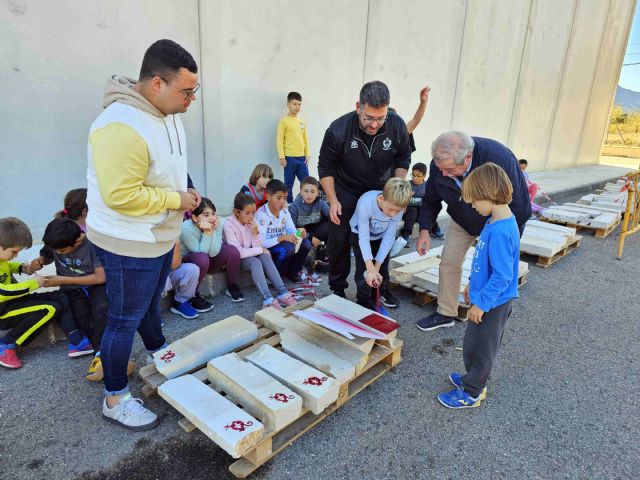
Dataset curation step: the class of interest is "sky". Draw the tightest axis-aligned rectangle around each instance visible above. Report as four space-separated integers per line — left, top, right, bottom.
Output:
620 2 640 92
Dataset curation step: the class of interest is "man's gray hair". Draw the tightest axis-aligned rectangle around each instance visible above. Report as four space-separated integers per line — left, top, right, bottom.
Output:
359 81 390 108
431 131 475 164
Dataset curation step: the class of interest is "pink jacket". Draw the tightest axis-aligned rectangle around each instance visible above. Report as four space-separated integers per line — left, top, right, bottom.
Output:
222 214 263 259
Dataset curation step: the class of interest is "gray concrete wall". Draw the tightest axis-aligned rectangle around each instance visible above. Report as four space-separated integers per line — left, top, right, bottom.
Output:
0 0 636 234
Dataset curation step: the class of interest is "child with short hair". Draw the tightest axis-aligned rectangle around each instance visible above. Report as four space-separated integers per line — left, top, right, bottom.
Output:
288 176 330 275
223 193 297 309
181 197 244 308
437 162 520 409
163 241 201 319
519 159 542 215
240 164 274 209
277 92 310 202
350 178 413 310
0 217 80 369
38 217 129 379
57 188 88 232
256 179 312 283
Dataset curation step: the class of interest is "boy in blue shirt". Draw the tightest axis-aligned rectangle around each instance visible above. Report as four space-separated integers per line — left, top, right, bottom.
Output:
438 162 520 409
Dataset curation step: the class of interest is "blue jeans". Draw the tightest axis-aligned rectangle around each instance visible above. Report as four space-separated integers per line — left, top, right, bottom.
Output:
94 246 172 396
284 156 309 202
269 239 311 279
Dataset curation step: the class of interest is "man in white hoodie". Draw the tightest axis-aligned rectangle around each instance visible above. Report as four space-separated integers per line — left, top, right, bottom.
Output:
87 39 200 430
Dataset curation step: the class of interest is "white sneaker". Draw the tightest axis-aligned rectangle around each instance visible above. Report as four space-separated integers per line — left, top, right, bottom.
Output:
103 393 159 431
389 237 408 257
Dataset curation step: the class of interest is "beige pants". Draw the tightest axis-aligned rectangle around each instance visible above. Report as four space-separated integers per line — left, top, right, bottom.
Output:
438 220 477 317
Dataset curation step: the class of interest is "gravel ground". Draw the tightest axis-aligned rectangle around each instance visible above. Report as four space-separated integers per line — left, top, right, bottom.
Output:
1 219 638 480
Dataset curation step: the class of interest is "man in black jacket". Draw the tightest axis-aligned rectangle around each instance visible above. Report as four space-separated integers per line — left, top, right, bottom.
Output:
318 81 411 302
415 132 531 331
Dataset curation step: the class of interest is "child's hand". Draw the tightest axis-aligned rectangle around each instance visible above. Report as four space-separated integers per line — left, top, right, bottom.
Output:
21 263 35 275
311 237 322 248
298 228 307 238
30 258 45 272
250 221 260 236
34 275 46 288
365 269 382 288
463 285 470 305
198 219 213 234
279 158 287 167
262 248 271 256
178 191 199 211
281 234 297 244
211 216 219 230
419 85 431 104
468 305 484 324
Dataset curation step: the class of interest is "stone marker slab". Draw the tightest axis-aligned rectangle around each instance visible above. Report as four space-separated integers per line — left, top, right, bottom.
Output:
154 316 258 379
208 353 303 431
390 256 441 284
246 345 339 414
158 374 264 458
280 330 355 384
388 246 443 270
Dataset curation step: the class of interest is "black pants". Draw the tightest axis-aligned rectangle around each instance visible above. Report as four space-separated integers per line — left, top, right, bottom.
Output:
64 285 108 351
462 299 513 397
0 291 73 346
327 185 360 292
400 206 440 237
349 233 391 308
305 219 330 244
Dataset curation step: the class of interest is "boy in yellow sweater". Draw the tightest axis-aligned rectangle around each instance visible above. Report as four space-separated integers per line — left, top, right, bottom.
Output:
277 91 310 202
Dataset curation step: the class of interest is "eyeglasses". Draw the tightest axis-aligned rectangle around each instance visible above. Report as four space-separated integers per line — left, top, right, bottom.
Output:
159 77 200 101
360 113 387 125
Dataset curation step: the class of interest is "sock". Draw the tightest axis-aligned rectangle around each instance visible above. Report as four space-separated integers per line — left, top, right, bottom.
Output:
68 330 84 345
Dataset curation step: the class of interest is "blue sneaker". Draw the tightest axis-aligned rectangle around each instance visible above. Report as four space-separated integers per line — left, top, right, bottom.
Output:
437 387 481 409
449 372 487 400
170 300 199 319
68 336 94 358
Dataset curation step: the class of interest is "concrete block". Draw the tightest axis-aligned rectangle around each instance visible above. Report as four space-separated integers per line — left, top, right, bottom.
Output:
158 374 264 458
520 235 561 257
390 256 441 284
154 316 258 379
543 207 589 223
255 308 369 373
388 246 443 270
280 330 355 384
589 212 619 228
563 202 621 215
208 353 303 431
246 345 340 415
527 220 577 237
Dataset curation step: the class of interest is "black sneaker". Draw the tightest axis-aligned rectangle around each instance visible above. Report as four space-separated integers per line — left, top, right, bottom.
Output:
314 260 330 273
380 289 399 308
332 289 346 298
226 284 245 302
430 229 445 240
416 312 456 331
190 293 214 313
287 273 305 284
316 244 328 262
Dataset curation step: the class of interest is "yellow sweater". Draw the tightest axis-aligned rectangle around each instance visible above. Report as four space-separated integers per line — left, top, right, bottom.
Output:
276 115 309 159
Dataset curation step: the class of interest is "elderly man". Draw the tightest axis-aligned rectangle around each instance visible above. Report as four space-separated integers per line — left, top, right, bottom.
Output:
415 132 530 331
318 81 411 307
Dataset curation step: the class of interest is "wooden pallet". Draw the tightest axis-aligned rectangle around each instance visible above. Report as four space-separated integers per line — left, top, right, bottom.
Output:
139 304 402 478
539 216 621 239
522 236 582 268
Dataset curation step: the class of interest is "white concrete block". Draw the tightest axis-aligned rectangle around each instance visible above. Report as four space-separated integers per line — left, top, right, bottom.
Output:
246 345 340 415
589 212 618 228
388 246 443 270
158 374 264 458
255 308 369 373
207 353 303 431
543 207 588 223
390 256 441 284
154 316 258 379
527 220 577 237
280 330 355 384
563 202 621 215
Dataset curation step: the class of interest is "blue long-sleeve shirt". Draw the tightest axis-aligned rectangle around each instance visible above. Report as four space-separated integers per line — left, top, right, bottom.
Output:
469 215 520 312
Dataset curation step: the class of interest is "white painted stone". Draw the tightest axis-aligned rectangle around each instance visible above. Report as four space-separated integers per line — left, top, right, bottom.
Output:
563 202 621 215
246 345 340 415
207 353 303 431
520 236 561 257
255 308 369 373
158 374 264 458
551 205 601 217
154 316 258 379
588 212 619 228
390 256 441 284
527 220 577 237
280 330 355 384
543 208 588 223
388 246 443 270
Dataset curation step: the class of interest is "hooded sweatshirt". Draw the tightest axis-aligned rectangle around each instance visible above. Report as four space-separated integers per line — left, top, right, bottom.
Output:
288 194 330 228
86 75 187 258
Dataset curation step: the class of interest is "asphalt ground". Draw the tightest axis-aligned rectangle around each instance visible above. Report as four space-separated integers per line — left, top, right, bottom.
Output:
1 215 639 480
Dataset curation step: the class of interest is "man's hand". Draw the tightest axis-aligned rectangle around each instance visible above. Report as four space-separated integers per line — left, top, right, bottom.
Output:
419 85 431 104
468 305 484 324
178 191 198 211
279 158 287 167
416 230 431 256
311 237 322 248
463 285 470 305
187 187 202 207
329 201 342 225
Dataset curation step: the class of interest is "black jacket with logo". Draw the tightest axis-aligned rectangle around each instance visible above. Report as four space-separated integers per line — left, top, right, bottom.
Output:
318 111 412 196
418 137 531 236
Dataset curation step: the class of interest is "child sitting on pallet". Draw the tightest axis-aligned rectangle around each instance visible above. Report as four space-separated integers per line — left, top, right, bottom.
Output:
437 162 520 409
349 178 413 312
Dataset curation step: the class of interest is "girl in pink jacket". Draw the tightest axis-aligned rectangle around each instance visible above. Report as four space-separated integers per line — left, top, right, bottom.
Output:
223 194 296 309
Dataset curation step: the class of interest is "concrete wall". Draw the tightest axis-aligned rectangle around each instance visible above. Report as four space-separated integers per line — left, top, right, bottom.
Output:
0 0 636 234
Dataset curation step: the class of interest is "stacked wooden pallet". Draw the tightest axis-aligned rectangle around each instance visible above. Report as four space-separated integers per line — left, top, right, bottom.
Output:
520 220 581 267
139 300 402 478
389 247 529 318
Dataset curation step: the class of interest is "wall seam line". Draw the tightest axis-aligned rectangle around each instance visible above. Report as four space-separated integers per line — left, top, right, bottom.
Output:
449 0 469 129
197 0 208 194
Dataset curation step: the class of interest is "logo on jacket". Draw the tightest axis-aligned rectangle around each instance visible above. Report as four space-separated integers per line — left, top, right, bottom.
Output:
350 140 358 149
382 138 392 150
